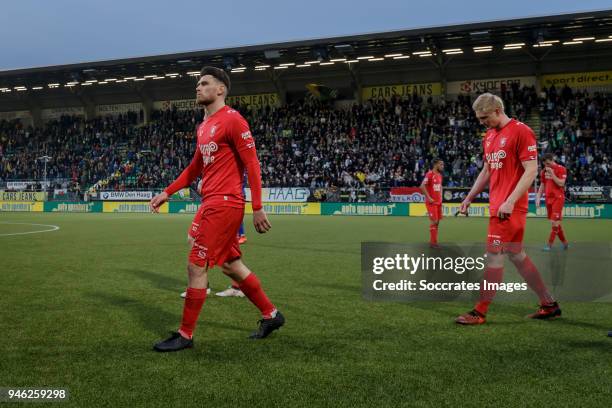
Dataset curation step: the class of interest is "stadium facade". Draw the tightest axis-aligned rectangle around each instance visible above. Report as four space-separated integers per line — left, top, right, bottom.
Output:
1 10 612 125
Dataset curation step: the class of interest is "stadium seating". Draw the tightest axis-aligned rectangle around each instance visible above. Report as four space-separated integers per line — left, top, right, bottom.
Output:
1 87 610 197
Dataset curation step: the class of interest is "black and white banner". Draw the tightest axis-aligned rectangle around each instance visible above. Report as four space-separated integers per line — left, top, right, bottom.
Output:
568 186 612 203
245 187 310 202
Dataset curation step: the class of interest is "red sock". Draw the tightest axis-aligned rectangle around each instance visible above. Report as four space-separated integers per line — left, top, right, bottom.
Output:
178 287 207 339
475 266 504 315
429 224 438 244
511 256 554 305
238 273 276 318
548 226 559 245
557 225 567 244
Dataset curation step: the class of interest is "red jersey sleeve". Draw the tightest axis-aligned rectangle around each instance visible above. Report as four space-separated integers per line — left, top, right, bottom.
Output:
556 165 567 180
517 125 538 162
422 172 430 185
164 146 203 196
229 115 263 211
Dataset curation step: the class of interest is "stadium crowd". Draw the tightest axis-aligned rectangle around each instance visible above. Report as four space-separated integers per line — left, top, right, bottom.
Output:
1 86 610 198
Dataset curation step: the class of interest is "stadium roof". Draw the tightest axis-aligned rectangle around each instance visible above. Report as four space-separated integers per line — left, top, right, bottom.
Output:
1 9 612 107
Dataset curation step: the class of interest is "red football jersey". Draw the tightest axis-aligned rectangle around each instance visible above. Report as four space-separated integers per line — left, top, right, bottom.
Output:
164 105 263 210
540 163 567 200
483 119 537 217
422 170 443 205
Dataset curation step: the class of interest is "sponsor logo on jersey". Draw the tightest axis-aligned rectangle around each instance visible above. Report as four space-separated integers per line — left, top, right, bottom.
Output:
486 150 506 169
241 131 252 139
200 141 219 165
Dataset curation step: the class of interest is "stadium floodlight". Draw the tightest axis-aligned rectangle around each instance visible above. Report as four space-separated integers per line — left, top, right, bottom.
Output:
356 56 374 60
187 71 200 76
48 83 60 87
442 48 462 53
533 43 553 47
573 37 595 41
116 79 127 83
418 53 433 57
412 51 431 55
81 82 92 86
344 59 359 63
105 78 117 82
445 51 463 55
98 81 108 84
144 75 157 78
595 38 612 42
255 65 270 69
368 57 384 61
384 53 402 58
134 77 146 81
32 86 43 90
230 68 246 73
296 64 310 68
504 43 525 47
152 77 165 80
279 63 295 66
503 46 522 50
254 67 267 71
124 76 137 80
85 80 97 83
330 58 346 62
305 60 320 64
562 41 583 45
273 66 288 70
540 40 560 44
393 55 410 59
165 73 180 77
177 59 192 64
319 62 334 65
334 44 353 51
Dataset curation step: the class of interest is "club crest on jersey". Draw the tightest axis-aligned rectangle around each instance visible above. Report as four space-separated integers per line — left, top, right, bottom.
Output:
500 137 507 147
210 125 217 137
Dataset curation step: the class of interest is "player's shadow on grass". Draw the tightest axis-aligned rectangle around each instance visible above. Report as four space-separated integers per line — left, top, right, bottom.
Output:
89 291 179 336
121 268 184 292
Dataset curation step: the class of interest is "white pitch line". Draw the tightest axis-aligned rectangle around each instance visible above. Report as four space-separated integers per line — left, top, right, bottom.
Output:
0 222 61 237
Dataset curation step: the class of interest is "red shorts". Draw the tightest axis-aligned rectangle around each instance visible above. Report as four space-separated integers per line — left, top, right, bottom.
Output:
546 198 564 221
426 203 443 222
486 212 526 254
187 205 206 239
189 206 244 268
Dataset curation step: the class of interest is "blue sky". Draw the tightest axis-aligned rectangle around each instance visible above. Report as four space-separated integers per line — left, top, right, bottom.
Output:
0 0 610 71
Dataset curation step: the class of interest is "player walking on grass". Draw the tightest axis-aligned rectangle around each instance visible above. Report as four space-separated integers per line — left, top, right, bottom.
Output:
420 159 444 249
536 153 569 251
456 93 561 325
150 66 284 351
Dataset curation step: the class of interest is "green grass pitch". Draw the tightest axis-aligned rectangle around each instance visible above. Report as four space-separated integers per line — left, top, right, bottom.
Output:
1 212 611 407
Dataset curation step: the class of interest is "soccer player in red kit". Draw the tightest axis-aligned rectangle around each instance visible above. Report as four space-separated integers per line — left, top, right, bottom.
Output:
420 159 444 248
536 153 569 251
456 93 560 325
150 67 284 351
